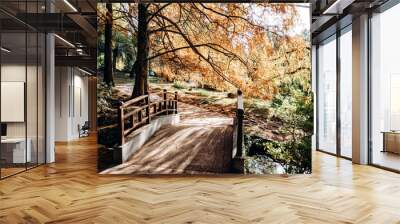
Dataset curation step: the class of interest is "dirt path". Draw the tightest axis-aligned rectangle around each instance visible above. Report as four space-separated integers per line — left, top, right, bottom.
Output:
101 102 234 174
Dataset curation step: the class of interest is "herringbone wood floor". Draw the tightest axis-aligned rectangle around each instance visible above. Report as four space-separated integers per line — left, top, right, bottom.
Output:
1 136 400 223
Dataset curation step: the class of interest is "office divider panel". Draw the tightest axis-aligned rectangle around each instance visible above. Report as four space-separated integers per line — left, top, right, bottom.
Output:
0 30 28 177
0 1 47 179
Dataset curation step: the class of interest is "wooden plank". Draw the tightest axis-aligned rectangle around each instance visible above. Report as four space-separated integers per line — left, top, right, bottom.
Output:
124 108 142 119
124 118 150 136
3 130 400 223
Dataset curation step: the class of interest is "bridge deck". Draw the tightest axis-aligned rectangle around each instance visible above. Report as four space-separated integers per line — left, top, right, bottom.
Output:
101 103 234 174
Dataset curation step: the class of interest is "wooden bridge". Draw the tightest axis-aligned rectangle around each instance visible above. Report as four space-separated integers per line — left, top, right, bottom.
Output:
117 89 178 145
101 90 244 175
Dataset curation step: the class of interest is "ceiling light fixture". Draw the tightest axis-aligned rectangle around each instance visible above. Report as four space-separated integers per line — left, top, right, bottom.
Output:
322 0 354 15
63 0 78 12
1 47 11 53
54 34 75 48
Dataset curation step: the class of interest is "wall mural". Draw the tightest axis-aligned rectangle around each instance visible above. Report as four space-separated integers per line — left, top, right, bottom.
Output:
97 2 312 175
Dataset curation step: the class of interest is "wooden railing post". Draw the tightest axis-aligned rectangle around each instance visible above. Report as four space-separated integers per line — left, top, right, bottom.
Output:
174 91 178 114
138 108 142 123
116 90 181 144
145 93 150 124
163 89 168 115
236 90 244 157
117 102 125 145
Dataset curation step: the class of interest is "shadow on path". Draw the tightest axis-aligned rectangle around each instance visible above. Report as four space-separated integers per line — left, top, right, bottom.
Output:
101 103 234 174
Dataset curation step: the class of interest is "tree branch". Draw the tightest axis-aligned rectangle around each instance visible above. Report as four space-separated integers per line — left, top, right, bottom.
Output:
158 14 237 86
147 3 172 23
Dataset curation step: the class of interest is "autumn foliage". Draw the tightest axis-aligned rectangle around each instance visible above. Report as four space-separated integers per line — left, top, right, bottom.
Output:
98 3 310 100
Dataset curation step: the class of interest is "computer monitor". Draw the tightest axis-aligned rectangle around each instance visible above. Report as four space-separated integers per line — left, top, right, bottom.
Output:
1 123 7 137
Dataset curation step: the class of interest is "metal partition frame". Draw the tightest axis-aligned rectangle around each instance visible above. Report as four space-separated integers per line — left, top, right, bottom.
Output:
315 22 353 161
367 0 400 173
0 0 48 180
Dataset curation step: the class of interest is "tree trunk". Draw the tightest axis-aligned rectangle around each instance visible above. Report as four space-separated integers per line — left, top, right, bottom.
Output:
112 46 118 72
103 3 114 86
129 60 137 78
132 3 149 98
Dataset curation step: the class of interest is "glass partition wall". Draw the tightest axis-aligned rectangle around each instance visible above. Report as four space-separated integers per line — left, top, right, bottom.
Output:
316 25 352 159
339 26 352 159
317 35 337 155
0 1 46 179
316 1 400 171
370 3 400 171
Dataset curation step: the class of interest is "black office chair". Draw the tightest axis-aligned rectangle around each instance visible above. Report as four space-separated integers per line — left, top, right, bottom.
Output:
78 121 90 138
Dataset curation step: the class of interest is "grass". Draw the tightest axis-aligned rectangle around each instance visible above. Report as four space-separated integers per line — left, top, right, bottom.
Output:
243 99 270 118
172 80 189 89
186 88 212 97
110 74 270 118
113 72 133 85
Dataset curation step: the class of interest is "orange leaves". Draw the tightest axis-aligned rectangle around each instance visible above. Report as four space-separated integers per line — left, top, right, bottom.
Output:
105 3 309 100
151 4 307 99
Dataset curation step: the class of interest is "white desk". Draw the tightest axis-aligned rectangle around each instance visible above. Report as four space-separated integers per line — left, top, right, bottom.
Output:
1 138 31 163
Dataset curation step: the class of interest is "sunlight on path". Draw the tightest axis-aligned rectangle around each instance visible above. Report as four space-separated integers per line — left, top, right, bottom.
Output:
101 102 234 174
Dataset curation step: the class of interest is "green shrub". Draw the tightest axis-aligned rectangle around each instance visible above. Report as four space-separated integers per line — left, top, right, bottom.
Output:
172 80 189 89
265 78 313 174
97 82 113 117
264 136 311 174
243 77 313 174
243 134 311 174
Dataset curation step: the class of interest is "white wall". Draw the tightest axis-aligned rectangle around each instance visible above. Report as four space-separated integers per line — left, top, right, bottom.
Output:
55 66 69 141
1 65 27 138
1 63 46 164
1 65 44 137
72 72 89 138
55 67 89 141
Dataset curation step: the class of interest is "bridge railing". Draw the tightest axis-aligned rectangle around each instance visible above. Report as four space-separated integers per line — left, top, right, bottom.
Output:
118 89 178 145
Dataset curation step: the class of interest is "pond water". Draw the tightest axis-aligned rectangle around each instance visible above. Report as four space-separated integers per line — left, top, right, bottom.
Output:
245 155 285 174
